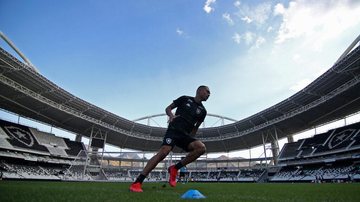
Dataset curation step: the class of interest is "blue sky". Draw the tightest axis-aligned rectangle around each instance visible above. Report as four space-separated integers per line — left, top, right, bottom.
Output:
1 0 360 156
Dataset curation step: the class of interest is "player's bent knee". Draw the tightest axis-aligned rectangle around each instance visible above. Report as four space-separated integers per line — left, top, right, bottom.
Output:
195 141 206 155
199 144 206 155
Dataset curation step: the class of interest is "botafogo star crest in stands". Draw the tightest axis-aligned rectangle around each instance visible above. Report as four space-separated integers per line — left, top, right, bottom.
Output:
328 129 355 149
4 126 34 147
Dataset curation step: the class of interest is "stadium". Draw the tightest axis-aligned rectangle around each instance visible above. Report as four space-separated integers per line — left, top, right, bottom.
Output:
1 30 360 200
1 4 360 201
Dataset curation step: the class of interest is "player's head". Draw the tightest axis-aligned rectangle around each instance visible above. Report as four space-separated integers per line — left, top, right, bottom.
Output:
196 85 210 101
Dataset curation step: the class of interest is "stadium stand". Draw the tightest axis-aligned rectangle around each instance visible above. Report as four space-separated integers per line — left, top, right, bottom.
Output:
270 161 358 183
0 119 50 154
103 168 130 181
0 127 14 149
238 168 265 182
0 118 90 180
190 171 209 182
149 170 167 181
276 141 303 160
62 138 86 157
270 121 360 183
1 117 360 183
278 122 360 161
29 128 69 157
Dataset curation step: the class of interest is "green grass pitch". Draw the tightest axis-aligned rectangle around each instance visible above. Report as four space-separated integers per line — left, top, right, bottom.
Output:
1 180 360 202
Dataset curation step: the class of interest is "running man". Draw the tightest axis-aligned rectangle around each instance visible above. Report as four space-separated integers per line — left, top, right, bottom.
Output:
129 85 210 192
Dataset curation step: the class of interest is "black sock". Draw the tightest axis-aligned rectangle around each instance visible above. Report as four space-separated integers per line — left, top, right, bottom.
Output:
135 174 146 184
175 162 184 170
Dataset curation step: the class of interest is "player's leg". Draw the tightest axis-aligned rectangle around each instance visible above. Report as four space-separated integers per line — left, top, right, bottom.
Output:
168 139 206 187
142 145 172 176
181 140 206 165
130 145 172 192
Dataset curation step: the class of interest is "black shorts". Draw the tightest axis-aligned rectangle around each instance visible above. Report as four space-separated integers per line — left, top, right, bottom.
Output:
161 128 196 152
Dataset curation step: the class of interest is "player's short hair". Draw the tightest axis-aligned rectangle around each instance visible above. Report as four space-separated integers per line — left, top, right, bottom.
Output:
197 85 208 93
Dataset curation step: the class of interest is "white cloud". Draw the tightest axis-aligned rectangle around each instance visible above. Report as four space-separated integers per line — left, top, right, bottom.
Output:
202 1 360 128
289 78 311 91
232 32 265 49
289 66 328 92
236 2 272 25
292 54 301 63
241 16 252 23
232 32 241 44
246 36 267 51
204 0 216 14
254 36 266 49
176 28 189 38
274 3 285 16
176 28 184 36
252 2 272 25
223 13 234 25
243 31 255 45
234 1 241 8
274 0 360 47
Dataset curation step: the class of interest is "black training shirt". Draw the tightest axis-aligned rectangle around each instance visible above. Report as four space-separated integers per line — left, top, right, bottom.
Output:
168 96 207 133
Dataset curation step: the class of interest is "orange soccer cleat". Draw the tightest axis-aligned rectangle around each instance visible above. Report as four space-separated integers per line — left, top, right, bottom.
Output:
168 165 178 187
129 182 143 192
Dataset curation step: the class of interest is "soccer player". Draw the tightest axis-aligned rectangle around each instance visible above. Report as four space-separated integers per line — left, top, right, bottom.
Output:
129 85 210 192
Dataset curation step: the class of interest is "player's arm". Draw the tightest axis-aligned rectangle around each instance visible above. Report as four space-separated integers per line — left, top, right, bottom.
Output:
166 102 178 123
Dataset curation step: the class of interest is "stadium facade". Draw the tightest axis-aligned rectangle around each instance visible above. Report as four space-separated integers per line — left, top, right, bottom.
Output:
0 32 360 183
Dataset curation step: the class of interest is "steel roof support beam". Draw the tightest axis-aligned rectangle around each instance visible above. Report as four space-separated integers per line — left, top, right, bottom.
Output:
0 31 38 72
0 74 161 141
203 76 359 141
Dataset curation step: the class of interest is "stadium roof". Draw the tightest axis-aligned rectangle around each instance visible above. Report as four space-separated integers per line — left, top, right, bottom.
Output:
0 41 359 153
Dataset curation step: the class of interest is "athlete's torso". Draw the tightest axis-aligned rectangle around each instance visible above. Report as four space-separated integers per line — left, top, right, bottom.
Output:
169 96 207 133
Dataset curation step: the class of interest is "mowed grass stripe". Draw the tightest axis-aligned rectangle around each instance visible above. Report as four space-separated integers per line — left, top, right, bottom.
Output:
0 181 359 202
